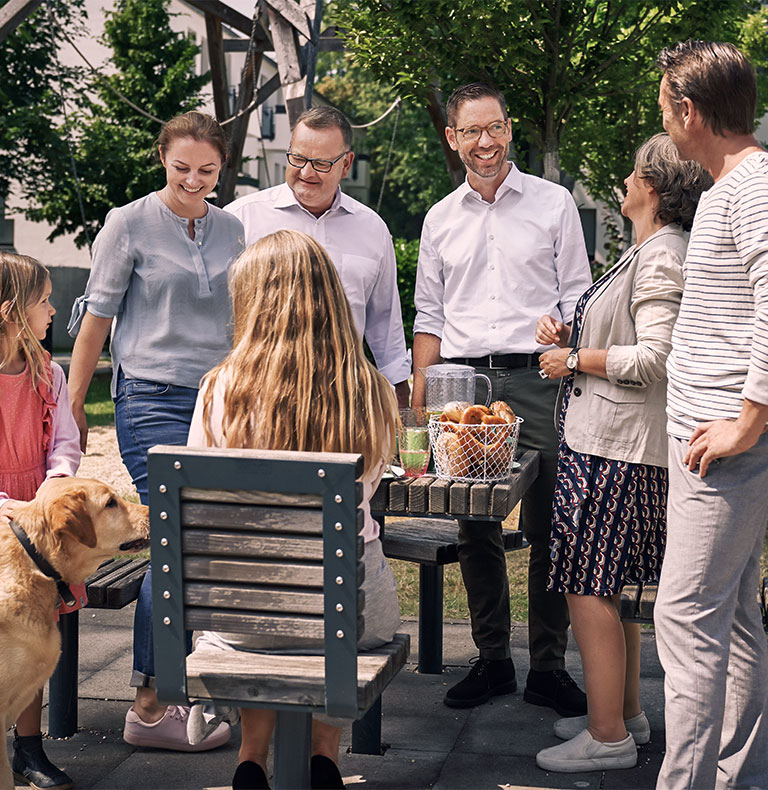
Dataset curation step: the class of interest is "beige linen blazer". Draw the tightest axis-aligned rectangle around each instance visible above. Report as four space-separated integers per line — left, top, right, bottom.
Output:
562 225 686 467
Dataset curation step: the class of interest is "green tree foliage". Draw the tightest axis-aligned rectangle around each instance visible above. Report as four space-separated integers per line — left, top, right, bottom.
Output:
24 0 208 247
0 0 85 201
336 0 765 264
316 52 451 238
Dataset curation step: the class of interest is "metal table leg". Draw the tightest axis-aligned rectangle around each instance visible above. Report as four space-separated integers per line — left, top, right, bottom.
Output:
48 611 79 737
418 564 444 674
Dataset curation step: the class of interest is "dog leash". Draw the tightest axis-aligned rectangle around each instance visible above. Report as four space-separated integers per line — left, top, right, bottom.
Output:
8 519 78 607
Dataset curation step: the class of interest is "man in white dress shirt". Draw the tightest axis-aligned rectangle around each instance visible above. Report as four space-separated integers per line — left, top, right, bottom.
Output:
413 83 592 713
226 106 411 404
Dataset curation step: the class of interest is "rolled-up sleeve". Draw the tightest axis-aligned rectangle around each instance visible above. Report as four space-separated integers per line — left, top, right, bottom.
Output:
76 208 135 325
555 193 592 323
605 247 684 388
363 233 411 385
413 218 446 338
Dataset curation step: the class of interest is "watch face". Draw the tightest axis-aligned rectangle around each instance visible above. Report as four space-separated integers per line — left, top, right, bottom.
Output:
566 352 578 371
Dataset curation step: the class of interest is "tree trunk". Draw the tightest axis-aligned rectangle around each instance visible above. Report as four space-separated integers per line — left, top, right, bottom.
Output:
425 87 464 190
541 130 560 184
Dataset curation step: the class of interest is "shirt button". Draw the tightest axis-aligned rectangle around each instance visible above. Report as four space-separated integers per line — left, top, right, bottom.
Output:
490 295 496 300
198 241 202 247
491 324 497 329
573 387 582 396
489 235 494 240
489 265 495 270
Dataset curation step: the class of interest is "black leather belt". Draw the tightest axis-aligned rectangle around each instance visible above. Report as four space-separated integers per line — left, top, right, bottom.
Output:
446 353 541 370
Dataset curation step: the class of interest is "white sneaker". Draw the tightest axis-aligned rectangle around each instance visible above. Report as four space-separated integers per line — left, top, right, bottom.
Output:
554 711 651 744
536 728 637 773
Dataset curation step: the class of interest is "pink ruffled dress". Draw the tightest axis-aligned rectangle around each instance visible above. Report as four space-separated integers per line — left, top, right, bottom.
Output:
0 362 86 616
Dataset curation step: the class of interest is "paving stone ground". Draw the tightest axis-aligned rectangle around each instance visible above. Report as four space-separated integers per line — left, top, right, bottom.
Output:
7 610 666 790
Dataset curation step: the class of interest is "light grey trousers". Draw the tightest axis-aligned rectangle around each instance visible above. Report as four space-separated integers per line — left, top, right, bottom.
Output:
655 435 768 790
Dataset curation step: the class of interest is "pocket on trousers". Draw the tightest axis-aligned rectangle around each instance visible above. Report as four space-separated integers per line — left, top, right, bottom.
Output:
124 379 171 398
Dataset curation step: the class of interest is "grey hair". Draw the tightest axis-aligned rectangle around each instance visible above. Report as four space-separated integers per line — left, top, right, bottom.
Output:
293 106 353 151
635 133 713 231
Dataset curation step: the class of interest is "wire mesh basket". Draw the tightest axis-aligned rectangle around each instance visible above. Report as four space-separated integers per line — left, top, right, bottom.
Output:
428 415 523 483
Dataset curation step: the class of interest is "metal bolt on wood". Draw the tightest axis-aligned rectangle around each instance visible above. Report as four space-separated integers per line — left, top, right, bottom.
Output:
317 468 326 478
160 511 168 520
159 484 167 493
336 603 343 612
163 617 171 625
162 564 170 573
336 549 343 557
163 591 171 599
174 460 182 469
336 630 344 638
160 537 168 546
334 522 342 531
335 494 343 503
335 576 343 585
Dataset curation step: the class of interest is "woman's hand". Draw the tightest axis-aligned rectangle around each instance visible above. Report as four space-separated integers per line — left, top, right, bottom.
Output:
71 401 89 453
536 315 571 348
538 348 571 380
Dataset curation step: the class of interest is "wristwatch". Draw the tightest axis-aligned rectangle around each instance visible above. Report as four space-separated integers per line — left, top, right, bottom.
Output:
565 348 580 373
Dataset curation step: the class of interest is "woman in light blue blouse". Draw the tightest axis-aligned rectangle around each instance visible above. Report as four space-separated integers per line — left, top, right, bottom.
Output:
68 111 243 752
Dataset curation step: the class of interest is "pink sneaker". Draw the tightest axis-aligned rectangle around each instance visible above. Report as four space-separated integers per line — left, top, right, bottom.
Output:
123 705 230 751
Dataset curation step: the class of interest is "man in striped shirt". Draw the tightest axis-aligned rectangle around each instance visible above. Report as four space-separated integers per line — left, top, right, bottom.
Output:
654 41 768 790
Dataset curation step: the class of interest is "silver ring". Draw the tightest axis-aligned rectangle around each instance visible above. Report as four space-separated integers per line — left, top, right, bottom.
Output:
538 369 549 380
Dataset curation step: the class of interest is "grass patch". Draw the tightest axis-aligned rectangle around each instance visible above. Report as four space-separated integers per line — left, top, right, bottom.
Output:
390 507 531 623
85 374 115 427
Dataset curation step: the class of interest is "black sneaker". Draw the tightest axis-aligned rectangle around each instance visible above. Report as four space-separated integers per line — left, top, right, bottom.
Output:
444 656 517 708
523 668 588 717
12 732 73 790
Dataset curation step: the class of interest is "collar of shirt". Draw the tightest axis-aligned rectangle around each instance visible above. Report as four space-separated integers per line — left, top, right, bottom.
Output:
457 161 523 205
273 183 357 219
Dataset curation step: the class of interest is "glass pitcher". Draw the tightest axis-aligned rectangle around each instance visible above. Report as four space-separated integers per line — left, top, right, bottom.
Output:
421 364 492 417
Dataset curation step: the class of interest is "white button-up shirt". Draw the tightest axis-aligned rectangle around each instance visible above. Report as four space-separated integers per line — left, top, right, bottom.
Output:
226 184 411 385
414 163 592 358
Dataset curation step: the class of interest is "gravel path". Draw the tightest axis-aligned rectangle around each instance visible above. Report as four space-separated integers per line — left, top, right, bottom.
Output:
79 425 138 500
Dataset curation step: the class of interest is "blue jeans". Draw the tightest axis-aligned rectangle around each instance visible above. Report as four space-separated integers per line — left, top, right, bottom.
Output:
114 371 198 686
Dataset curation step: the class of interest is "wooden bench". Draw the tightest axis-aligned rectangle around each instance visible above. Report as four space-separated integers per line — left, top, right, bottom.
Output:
48 557 150 738
370 449 539 675
619 583 658 624
381 518 524 673
148 445 410 789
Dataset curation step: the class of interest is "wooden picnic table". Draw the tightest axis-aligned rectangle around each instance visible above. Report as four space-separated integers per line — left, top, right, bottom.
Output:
369 449 540 675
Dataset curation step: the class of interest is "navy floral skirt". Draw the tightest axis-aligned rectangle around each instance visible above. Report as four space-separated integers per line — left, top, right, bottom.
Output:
547 276 667 596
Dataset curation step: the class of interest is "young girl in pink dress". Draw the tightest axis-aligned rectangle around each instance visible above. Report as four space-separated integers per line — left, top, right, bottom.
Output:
0 253 82 790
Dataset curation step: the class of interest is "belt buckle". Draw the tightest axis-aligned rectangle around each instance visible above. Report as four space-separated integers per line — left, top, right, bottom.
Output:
487 354 500 370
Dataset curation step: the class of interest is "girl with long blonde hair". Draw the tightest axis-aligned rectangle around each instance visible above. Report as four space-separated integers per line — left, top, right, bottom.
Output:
188 229 401 790
0 253 81 788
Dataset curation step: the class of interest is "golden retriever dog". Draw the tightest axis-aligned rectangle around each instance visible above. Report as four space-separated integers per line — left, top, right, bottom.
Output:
0 478 149 790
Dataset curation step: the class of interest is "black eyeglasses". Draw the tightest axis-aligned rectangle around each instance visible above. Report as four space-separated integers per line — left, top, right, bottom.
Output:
453 121 508 142
285 151 349 173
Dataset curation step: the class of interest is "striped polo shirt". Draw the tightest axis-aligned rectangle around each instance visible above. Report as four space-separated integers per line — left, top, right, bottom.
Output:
667 151 768 439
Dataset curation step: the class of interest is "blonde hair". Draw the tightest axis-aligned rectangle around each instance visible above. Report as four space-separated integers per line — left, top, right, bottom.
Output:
201 230 397 474
0 253 52 391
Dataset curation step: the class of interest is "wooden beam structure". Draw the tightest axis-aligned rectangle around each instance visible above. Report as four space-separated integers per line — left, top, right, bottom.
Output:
0 0 44 43
204 13 230 124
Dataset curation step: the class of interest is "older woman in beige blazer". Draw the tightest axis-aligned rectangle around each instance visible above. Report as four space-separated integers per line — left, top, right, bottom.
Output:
533 134 712 774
